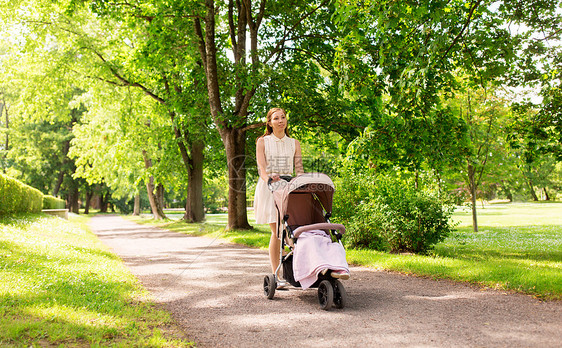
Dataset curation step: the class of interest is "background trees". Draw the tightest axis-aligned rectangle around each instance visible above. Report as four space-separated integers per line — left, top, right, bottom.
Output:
330 0 561 232
0 0 560 237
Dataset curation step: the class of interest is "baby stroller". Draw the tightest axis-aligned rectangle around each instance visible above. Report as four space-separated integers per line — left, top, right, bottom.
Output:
263 173 349 310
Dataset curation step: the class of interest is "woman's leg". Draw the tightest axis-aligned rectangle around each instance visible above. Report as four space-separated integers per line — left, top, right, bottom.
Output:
268 223 280 273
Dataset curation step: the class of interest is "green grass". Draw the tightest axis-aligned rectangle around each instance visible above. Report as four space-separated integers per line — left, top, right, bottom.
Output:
0 213 193 347
132 202 562 301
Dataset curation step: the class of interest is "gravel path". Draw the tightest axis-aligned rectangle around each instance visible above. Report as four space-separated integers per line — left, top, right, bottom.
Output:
89 215 561 347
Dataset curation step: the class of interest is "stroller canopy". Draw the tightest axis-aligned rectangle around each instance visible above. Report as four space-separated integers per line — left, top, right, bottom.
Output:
272 173 335 236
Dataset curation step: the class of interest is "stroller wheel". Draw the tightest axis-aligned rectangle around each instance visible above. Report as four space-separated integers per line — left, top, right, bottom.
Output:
264 274 276 299
332 280 348 309
317 280 334 310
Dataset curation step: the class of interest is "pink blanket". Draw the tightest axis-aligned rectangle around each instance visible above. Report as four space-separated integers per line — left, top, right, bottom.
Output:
293 230 349 289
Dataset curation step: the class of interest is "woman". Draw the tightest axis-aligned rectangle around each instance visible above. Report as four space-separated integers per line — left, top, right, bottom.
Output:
254 107 304 276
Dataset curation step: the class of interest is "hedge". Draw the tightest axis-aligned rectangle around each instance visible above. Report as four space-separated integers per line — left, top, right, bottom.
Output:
43 195 66 209
0 173 44 214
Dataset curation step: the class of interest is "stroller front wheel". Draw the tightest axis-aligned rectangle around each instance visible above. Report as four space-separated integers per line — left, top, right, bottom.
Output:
317 280 334 310
264 274 276 299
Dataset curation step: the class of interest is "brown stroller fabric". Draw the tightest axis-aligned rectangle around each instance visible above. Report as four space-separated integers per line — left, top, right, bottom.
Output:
272 173 336 238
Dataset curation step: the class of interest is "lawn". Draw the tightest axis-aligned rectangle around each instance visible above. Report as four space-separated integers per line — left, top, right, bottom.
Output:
133 202 562 300
0 213 193 347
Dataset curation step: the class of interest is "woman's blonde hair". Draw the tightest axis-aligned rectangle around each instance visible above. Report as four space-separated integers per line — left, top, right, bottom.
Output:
262 107 289 137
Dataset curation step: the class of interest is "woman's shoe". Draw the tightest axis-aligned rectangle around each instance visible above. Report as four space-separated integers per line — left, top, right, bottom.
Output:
331 270 350 280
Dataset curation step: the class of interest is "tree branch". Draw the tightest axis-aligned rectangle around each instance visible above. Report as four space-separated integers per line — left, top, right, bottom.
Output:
265 0 331 64
86 48 166 104
228 0 238 54
535 27 562 41
193 18 208 72
284 47 334 73
441 0 483 61
241 121 265 132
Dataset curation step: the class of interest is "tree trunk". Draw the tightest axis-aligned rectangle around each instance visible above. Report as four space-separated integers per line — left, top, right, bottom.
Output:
99 191 110 213
506 190 513 202
53 170 64 197
142 150 167 219
196 1 251 230
543 187 550 201
145 177 166 219
68 186 80 214
98 194 105 212
157 183 165 209
224 128 251 230
133 194 141 216
84 189 93 214
467 162 478 232
53 140 70 196
528 179 538 201
169 109 205 223
184 139 205 222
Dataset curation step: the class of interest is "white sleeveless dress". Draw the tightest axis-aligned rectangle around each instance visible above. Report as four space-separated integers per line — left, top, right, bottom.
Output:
254 134 296 224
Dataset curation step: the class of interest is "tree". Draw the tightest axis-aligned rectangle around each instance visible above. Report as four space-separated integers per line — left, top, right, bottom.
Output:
0 18 89 207
68 2 210 221
70 78 212 218
508 103 561 201
194 0 354 229
3 0 212 221
449 86 512 230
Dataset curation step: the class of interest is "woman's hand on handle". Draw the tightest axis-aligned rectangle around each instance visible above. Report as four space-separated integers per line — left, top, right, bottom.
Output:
269 173 280 182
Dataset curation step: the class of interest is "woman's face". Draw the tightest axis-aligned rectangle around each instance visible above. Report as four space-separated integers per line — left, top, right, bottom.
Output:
269 111 287 133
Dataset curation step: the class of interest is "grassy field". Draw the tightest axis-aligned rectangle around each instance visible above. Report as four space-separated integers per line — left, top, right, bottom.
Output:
133 202 562 300
0 213 193 347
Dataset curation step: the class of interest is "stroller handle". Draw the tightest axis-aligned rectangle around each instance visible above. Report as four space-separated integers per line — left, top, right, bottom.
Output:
293 223 346 239
267 175 292 186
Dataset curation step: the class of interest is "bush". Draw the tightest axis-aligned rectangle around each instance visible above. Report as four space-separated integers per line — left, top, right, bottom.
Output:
43 195 66 209
333 170 454 254
0 173 43 214
332 170 385 249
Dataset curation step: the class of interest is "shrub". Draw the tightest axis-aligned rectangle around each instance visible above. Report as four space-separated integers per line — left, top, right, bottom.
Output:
333 169 454 254
43 195 66 209
370 175 454 253
333 170 385 250
0 173 43 214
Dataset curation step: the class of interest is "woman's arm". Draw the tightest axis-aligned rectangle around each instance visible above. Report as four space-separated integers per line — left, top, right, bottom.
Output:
294 139 304 175
256 137 279 182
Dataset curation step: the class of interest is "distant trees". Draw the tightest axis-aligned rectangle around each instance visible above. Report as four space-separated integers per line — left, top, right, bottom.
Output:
0 0 559 231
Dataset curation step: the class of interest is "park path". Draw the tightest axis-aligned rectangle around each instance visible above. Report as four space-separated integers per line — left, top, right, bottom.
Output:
88 215 561 348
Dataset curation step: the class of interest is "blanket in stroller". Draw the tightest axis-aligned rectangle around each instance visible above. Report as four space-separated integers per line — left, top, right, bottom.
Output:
293 230 349 289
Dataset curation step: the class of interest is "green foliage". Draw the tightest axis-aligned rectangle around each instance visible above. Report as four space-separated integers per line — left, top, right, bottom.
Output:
333 168 454 254
203 173 228 214
0 173 43 214
42 195 65 209
70 87 151 197
2 0 561 224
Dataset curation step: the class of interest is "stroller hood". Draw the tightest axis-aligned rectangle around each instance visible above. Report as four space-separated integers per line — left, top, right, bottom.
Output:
272 173 335 237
